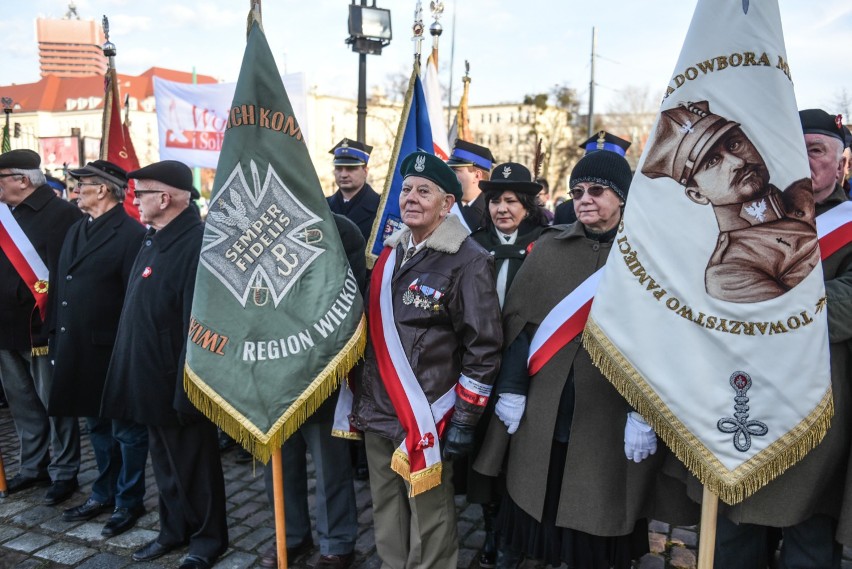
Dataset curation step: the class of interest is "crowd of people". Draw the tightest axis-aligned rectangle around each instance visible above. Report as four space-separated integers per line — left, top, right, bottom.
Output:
0 106 850 569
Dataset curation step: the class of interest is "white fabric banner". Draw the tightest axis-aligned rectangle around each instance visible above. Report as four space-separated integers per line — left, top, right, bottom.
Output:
585 0 831 505
153 74 308 169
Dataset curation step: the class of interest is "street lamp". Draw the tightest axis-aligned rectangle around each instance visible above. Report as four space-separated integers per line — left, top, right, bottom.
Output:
346 1 392 144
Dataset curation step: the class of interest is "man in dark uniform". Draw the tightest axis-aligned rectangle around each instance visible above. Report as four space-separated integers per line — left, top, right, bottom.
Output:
446 139 495 231
327 138 380 242
100 160 227 569
47 160 148 537
0 149 82 505
554 131 631 225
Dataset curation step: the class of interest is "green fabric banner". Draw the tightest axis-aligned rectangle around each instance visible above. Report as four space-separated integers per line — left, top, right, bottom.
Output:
185 19 365 462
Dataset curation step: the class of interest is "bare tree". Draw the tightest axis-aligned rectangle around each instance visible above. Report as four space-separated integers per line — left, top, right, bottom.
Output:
833 88 851 121
601 84 660 169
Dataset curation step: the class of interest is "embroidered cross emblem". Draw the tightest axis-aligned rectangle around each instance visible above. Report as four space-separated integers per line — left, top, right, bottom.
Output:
679 120 695 134
717 371 768 452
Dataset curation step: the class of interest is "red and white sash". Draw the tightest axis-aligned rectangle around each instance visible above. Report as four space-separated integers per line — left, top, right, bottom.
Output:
0 205 50 318
816 200 852 260
527 268 603 375
370 246 455 495
527 201 852 375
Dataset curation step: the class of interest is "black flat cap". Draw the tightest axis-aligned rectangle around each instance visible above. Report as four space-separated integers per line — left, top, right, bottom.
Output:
68 160 127 187
799 109 846 143
478 162 542 195
0 149 41 170
127 160 200 200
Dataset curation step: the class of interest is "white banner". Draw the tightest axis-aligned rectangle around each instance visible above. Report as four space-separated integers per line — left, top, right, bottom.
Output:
584 0 831 505
153 74 308 168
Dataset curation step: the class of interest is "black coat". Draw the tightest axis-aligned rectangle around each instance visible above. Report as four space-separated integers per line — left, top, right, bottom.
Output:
461 194 488 231
101 206 203 426
553 199 578 225
327 183 380 242
0 185 83 351
48 205 146 417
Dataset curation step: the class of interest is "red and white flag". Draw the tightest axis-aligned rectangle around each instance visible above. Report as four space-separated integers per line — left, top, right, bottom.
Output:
422 52 450 160
584 0 832 505
101 68 141 222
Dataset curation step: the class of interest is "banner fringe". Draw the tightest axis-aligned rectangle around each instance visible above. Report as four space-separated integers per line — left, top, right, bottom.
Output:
184 314 367 464
390 449 443 497
31 346 49 357
331 430 363 441
582 317 833 505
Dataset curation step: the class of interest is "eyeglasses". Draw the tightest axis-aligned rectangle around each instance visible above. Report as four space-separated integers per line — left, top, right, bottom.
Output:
133 190 165 196
569 185 609 200
74 181 102 191
0 173 23 179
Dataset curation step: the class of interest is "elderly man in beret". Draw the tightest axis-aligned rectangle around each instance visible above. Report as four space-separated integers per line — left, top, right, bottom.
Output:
351 151 503 568
642 100 820 304
100 160 227 569
47 160 149 537
0 149 83 505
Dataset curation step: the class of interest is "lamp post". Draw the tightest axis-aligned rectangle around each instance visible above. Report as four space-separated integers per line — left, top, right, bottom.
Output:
1 97 12 152
346 0 392 144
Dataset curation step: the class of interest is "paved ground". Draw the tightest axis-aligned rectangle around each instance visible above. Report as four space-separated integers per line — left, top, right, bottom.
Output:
0 405 848 569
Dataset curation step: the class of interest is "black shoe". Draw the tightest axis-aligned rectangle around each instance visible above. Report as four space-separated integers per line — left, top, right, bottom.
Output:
43 478 78 506
132 539 184 562
6 473 51 494
101 505 145 537
179 554 215 569
63 497 114 522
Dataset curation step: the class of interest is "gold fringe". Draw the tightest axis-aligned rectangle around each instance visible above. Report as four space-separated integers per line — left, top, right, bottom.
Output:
390 449 443 497
184 314 367 464
331 429 363 441
583 317 834 505
31 346 49 357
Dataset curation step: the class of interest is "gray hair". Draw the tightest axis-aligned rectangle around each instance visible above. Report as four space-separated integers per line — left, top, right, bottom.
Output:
10 168 45 187
100 177 126 202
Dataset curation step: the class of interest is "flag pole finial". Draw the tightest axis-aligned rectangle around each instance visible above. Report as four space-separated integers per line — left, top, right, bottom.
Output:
429 0 444 62
412 1 425 65
247 1 263 37
101 15 116 64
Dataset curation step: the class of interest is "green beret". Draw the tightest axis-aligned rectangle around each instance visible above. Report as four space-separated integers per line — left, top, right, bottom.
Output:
400 151 462 202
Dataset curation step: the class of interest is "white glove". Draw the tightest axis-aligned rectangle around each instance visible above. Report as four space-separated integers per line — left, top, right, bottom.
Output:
624 411 657 463
495 393 526 435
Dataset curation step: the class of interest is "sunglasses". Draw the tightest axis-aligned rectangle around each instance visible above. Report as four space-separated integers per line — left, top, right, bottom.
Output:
569 185 609 200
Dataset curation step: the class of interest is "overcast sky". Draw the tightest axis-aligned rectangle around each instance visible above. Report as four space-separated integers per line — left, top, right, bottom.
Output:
1 0 850 115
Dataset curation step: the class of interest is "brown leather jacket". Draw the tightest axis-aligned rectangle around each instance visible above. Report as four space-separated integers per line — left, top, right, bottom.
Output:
351 215 503 442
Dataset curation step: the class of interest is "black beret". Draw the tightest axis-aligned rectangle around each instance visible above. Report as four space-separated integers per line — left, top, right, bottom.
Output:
0 149 41 170
68 160 127 187
330 138 373 166
478 162 542 195
799 109 846 143
400 151 463 202
127 160 200 200
570 151 633 202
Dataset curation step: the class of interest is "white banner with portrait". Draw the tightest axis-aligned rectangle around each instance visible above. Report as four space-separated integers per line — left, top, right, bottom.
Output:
153 74 308 169
584 0 831 505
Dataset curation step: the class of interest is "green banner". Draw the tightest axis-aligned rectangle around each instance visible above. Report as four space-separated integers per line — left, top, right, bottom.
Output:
185 18 365 462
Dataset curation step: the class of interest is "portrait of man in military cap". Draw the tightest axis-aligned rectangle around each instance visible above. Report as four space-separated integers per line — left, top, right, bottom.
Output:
642 100 820 303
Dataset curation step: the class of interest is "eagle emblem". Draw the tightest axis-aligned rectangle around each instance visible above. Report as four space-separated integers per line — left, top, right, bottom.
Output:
744 199 767 222
414 155 426 172
502 165 512 178
679 120 695 135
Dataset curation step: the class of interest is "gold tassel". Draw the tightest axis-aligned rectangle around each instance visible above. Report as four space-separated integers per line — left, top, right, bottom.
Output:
582 318 834 505
184 314 367 464
31 346 49 357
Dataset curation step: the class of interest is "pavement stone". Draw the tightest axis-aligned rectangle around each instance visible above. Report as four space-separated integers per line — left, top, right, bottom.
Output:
1 408 851 568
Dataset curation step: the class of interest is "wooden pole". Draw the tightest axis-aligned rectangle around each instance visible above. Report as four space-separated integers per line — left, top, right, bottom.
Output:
0 446 8 497
697 485 719 569
272 447 288 569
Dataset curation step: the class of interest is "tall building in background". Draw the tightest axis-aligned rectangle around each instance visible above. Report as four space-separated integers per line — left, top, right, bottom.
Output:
36 3 106 78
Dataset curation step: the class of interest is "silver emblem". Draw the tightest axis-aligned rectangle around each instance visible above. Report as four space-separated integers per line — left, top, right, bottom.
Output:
744 199 767 222
679 120 695 135
402 290 415 305
502 165 512 178
414 155 426 172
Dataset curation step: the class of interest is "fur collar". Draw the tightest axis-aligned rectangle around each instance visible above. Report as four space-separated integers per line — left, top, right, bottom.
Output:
384 213 469 255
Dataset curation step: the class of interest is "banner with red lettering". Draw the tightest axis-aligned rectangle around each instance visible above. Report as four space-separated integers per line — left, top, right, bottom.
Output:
153 74 308 168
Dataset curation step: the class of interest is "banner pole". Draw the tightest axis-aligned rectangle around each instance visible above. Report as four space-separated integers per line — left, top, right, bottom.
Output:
0 446 8 497
272 447 288 569
697 485 719 569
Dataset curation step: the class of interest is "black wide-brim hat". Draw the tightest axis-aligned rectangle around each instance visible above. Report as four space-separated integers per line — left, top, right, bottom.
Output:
68 160 128 187
478 162 542 195
127 160 200 200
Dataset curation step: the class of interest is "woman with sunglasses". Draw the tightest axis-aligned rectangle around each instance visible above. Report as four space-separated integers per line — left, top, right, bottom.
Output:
474 150 671 569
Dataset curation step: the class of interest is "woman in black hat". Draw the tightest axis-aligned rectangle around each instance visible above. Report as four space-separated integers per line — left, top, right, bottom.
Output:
474 150 672 569
471 163 549 308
